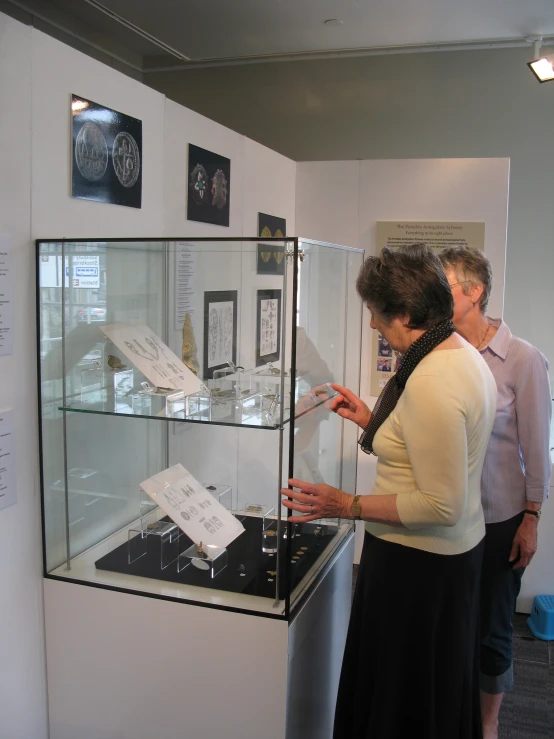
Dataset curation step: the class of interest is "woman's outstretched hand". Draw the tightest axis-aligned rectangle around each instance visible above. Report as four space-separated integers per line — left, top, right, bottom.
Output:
330 384 371 429
280 478 352 523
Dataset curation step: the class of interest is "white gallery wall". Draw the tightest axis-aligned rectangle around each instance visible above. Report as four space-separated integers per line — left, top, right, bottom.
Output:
297 158 512 560
0 11 297 739
0 16 48 739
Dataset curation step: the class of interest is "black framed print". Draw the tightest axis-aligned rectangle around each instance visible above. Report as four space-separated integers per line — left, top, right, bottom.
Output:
71 94 142 208
188 144 231 227
258 213 286 239
256 289 282 367
203 290 238 379
257 213 287 275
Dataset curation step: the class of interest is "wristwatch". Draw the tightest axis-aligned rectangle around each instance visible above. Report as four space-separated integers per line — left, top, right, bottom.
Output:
524 509 542 519
351 495 361 520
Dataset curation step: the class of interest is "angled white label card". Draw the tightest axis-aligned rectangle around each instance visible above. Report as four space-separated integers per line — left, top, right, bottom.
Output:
101 322 208 395
140 464 244 549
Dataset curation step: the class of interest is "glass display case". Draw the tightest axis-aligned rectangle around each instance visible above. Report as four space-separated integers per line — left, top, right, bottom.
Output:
37 237 363 618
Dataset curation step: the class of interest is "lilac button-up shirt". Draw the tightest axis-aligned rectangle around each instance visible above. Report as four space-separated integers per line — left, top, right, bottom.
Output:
480 318 551 524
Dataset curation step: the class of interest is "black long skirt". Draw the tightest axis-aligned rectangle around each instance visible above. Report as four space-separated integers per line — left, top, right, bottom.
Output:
333 531 485 739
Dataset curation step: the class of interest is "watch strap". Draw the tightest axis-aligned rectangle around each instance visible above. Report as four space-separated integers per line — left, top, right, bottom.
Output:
524 509 541 519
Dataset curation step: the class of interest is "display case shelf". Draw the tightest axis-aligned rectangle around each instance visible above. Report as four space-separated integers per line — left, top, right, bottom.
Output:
56 385 334 430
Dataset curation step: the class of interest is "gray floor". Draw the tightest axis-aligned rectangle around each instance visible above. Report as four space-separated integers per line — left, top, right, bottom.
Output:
500 613 554 738
351 566 554 737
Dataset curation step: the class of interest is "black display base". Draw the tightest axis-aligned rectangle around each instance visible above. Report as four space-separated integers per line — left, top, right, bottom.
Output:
95 515 335 599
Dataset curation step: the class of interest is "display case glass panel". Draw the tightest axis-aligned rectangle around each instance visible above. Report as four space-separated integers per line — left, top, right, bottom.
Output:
37 238 363 618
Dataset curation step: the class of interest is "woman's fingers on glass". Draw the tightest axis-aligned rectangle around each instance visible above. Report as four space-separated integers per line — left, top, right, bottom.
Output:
281 499 297 510
288 477 315 493
331 383 356 402
329 395 344 411
280 487 314 505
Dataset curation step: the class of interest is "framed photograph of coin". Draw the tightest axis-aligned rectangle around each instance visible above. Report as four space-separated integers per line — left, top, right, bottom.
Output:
257 213 287 275
71 94 142 209
187 144 231 227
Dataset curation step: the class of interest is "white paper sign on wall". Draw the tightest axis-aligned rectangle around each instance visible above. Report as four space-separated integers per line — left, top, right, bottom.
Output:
0 410 17 510
0 237 14 356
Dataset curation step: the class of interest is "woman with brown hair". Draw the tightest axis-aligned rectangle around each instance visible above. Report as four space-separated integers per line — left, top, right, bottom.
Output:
282 243 497 738
439 246 551 739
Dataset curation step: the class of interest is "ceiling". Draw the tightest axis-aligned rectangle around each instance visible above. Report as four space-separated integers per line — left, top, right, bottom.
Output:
5 0 554 72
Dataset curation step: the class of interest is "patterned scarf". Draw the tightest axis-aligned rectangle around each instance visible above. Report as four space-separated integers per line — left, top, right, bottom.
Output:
359 319 455 455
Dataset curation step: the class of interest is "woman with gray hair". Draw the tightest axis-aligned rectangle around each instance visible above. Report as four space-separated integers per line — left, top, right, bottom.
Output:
439 246 551 739
282 244 497 738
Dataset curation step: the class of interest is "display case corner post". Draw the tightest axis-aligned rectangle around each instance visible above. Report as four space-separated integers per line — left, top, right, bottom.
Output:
36 240 48 577
60 239 71 570
281 239 300 617
163 239 171 470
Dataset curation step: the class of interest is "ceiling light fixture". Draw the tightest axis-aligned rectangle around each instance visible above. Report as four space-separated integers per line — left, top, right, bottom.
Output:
527 36 554 83
324 19 343 27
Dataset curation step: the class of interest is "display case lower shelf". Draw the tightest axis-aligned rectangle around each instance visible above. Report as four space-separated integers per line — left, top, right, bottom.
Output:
48 515 352 616
95 515 334 601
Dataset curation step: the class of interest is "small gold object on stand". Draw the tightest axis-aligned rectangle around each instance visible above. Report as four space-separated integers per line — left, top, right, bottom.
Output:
182 313 200 375
108 354 127 370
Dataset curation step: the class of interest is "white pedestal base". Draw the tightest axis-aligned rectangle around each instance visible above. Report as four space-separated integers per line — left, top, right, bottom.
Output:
44 537 354 739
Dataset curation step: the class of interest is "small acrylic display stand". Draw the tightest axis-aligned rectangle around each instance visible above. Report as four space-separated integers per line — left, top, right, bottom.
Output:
282 522 300 541
247 365 296 424
112 368 133 397
130 391 152 415
185 390 212 421
185 382 264 423
203 483 233 512
212 364 265 422
236 388 264 422
262 507 279 554
80 360 105 404
178 541 228 578
262 393 282 424
176 482 233 577
128 488 180 569
129 483 234 577
127 517 181 571
251 363 285 380
165 390 186 418
239 504 279 555
212 363 241 390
